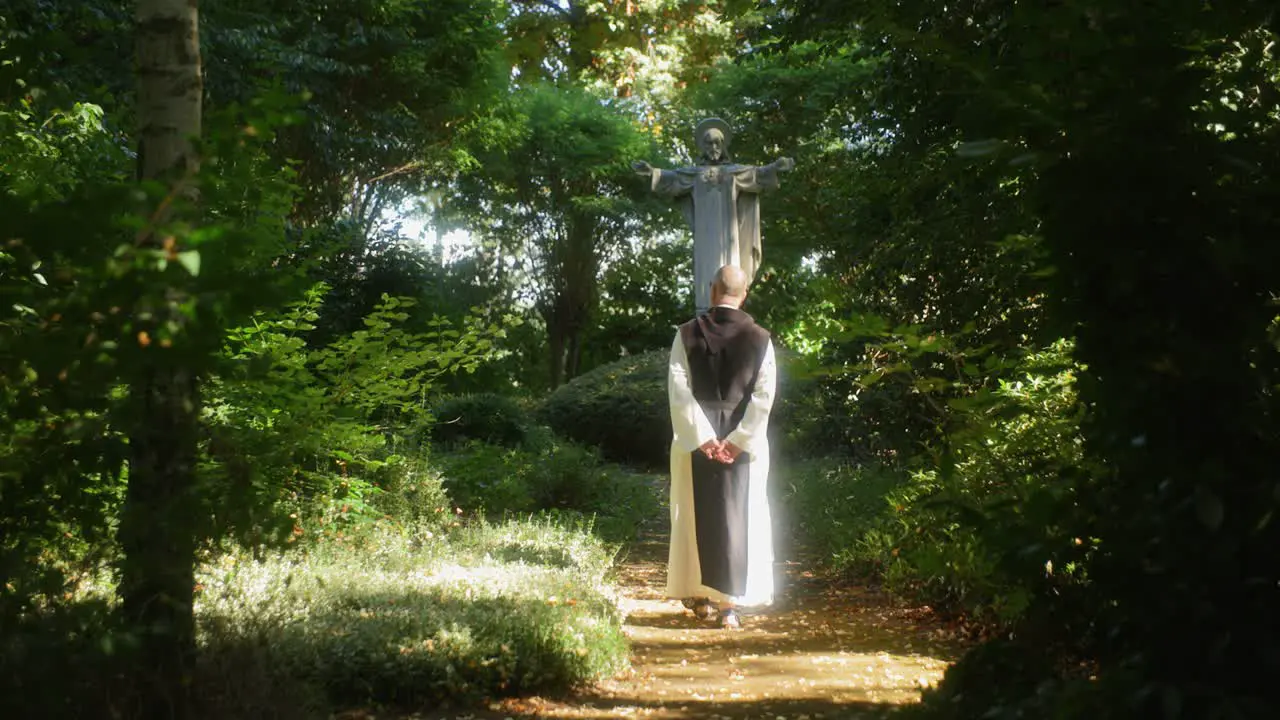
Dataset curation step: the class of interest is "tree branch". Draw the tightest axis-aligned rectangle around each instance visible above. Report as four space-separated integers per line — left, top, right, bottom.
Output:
365 161 424 185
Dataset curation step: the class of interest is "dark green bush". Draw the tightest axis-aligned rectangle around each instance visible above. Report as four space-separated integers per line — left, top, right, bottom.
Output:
428 393 532 448
764 349 827 457
433 438 662 542
432 442 537 516
538 346 819 469
789 341 1087 627
537 350 670 469
784 458 912 580
363 453 452 531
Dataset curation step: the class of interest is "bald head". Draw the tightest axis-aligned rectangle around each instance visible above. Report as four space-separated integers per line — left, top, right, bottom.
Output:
710 265 750 308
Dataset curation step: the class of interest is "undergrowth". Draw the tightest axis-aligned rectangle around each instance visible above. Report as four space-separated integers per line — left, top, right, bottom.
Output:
199 519 627 709
434 437 663 543
786 341 1086 629
2 517 629 719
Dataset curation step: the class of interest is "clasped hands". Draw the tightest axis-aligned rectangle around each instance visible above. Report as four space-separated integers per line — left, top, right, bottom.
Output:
698 438 744 464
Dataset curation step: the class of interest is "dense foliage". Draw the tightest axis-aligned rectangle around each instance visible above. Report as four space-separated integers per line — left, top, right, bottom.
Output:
449 82 654 387
740 1 1280 717
538 349 671 469
5 519 629 718
428 392 534 449
435 437 662 543
4 0 1279 718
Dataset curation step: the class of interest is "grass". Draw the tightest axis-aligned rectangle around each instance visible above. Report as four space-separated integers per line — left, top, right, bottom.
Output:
197 518 629 709
3 516 632 719
1 421 665 719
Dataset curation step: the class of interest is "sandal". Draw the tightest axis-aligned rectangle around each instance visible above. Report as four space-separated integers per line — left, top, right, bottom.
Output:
681 597 716 621
718 608 742 630
696 601 718 621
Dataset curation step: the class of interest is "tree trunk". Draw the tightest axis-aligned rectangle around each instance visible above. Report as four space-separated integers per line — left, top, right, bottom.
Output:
135 0 202 184
565 328 582 380
119 1 203 718
548 312 567 389
119 367 201 719
555 214 596 384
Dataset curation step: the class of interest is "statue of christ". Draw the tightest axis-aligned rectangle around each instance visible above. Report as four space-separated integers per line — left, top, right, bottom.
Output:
633 118 794 313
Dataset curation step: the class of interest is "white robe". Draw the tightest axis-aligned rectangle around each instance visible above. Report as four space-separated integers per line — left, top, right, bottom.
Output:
665 330 777 607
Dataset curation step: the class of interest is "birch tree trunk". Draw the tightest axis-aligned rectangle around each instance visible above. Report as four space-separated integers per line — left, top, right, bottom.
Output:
119 1 202 717
135 0 202 183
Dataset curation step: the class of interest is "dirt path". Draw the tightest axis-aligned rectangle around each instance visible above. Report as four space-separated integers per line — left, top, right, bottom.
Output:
463 537 963 720
377 521 964 720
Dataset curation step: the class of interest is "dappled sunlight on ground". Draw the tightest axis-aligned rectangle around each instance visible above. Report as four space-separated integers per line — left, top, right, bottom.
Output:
497 541 960 719
374 539 962 720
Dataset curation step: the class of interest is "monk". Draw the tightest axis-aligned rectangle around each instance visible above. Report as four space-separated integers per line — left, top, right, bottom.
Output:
664 264 777 629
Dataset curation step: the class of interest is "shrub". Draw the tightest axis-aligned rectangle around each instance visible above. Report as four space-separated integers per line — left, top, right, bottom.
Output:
537 350 670 469
539 346 819 469
891 341 1087 625
432 441 537 516
784 458 912 581
725 346 832 460
202 288 510 548
196 520 628 708
3 514 628 718
427 393 532 448
350 452 452 535
789 341 1087 628
433 438 663 543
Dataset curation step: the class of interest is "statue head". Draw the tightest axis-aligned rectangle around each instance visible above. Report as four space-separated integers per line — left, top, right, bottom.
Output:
695 117 733 164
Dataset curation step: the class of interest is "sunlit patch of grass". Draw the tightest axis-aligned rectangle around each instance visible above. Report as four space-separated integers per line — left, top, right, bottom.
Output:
453 515 621 579
3 517 631 717
196 517 629 708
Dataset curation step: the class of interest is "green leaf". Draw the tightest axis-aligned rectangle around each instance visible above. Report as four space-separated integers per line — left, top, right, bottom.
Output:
860 369 885 387
956 139 1008 157
1195 489 1224 531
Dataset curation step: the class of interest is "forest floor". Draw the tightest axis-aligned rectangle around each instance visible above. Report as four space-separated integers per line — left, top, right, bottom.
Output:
368 527 966 720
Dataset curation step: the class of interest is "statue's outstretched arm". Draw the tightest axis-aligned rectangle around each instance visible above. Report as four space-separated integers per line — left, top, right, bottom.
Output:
640 162 697 197
768 157 795 173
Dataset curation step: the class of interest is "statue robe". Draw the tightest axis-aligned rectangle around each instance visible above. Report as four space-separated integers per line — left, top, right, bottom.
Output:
647 163 783 313
665 307 777 606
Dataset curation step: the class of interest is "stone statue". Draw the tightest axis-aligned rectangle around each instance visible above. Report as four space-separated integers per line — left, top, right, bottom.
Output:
633 118 794 313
